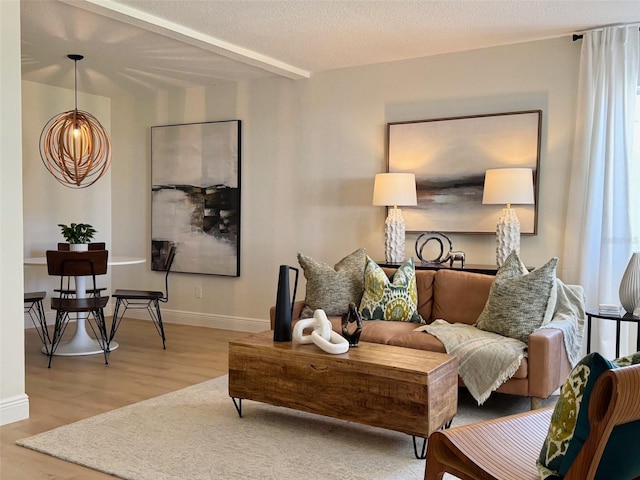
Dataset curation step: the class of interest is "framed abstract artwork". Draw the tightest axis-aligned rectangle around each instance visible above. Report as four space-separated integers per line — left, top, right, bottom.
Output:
151 120 241 276
387 110 541 234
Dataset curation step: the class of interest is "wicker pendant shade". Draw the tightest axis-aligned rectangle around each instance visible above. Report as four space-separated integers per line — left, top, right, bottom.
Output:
40 54 111 189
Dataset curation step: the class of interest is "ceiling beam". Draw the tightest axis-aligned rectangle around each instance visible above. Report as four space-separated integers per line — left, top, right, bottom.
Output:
59 0 310 80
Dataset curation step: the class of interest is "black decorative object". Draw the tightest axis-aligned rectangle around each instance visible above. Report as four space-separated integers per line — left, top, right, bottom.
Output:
415 232 466 268
448 250 466 268
273 265 299 342
341 302 363 347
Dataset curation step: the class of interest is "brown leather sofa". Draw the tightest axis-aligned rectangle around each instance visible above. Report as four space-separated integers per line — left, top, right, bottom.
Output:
271 268 572 409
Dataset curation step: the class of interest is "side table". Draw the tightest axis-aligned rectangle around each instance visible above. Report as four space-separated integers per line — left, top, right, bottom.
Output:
585 310 640 358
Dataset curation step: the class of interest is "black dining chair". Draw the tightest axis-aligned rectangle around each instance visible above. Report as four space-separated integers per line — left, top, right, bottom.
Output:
110 245 177 350
55 243 107 297
46 249 110 368
24 291 52 355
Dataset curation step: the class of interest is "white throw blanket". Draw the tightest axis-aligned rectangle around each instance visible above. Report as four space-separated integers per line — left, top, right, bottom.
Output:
539 279 585 367
415 280 585 405
415 321 527 405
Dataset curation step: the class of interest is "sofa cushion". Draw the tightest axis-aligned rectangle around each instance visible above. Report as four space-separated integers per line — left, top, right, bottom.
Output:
414 269 436 322
325 315 418 344
476 253 558 343
537 352 640 480
359 320 421 344
359 257 423 323
387 331 447 353
298 247 366 318
432 270 494 325
510 357 528 379
384 267 435 323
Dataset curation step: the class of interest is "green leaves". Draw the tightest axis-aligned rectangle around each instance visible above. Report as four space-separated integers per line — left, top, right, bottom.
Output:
58 223 97 244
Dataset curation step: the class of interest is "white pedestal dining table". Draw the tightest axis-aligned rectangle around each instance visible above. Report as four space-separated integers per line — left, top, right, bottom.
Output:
24 256 145 356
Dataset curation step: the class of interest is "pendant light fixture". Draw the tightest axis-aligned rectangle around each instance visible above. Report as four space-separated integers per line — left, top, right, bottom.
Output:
40 54 111 189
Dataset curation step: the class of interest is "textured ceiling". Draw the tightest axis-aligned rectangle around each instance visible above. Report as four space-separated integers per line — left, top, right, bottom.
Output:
20 0 640 97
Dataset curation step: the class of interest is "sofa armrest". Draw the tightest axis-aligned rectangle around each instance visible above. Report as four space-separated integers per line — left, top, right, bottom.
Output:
269 300 306 330
527 328 572 399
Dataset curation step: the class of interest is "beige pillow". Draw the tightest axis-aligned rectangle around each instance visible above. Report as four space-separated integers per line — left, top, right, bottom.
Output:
476 252 558 343
298 248 366 318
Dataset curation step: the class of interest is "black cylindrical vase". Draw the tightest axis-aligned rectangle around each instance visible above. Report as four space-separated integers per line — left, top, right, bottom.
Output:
273 265 299 342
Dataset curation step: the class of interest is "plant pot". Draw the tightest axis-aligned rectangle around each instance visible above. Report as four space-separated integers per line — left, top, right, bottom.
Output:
69 243 88 252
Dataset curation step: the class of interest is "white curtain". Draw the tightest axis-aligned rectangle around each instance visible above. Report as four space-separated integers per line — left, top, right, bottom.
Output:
562 25 640 359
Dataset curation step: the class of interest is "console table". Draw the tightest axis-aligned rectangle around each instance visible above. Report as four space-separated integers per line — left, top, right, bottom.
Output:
378 262 501 276
585 309 640 358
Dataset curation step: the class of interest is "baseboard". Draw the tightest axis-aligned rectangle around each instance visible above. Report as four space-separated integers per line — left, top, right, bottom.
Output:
0 393 29 426
123 308 269 333
25 308 269 333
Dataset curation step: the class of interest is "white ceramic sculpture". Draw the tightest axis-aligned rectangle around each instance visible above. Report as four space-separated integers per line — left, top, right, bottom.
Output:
292 309 349 354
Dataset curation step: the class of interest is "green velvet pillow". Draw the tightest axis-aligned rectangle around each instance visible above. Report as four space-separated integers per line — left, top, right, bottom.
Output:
359 256 423 323
298 248 366 318
537 352 640 480
475 252 558 343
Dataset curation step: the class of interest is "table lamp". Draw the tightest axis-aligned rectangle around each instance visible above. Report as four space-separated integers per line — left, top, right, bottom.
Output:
482 168 534 267
373 173 417 263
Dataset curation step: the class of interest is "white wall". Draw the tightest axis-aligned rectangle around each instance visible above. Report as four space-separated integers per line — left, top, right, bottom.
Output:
108 37 581 331
1 0 28 425
22 81 113 305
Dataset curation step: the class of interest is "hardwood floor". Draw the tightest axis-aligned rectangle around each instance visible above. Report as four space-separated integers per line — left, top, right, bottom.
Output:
0 319 251 480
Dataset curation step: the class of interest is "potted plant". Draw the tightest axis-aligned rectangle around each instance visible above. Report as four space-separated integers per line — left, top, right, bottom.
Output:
58 223 97 251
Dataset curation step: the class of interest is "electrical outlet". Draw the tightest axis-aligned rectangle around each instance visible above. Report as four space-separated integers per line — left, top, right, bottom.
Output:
195 286 202 299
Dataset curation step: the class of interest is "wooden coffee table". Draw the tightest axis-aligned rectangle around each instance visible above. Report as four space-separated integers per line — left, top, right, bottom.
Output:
228 330 457 458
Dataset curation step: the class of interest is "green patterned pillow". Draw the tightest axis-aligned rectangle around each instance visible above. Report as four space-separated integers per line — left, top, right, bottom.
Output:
537 352 640 480
359 256 423 323
476 252 558 343
298 248 366 318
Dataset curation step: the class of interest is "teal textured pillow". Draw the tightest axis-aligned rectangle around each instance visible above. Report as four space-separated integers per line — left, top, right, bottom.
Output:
476 252 558 343
359 256 423 323
298 248 366 318
537 352 640 480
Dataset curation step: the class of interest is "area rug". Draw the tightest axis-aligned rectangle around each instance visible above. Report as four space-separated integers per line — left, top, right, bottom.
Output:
17 375 555 480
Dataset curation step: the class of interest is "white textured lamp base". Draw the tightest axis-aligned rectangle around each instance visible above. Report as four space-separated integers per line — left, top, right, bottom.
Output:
385 208 406 263
496 208 520 267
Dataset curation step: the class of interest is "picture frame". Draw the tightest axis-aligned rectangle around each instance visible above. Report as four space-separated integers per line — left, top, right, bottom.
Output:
151 120 241 276
387 110 541 234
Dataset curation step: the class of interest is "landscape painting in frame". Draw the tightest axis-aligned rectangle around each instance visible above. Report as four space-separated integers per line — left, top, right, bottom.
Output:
151 120 241 276
387 110 541 234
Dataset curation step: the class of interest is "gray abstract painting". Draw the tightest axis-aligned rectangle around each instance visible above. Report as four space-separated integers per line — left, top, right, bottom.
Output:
151 120 241 276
